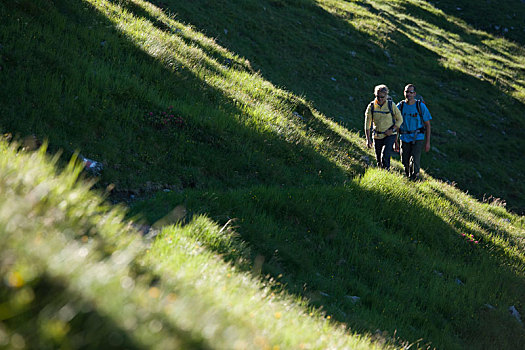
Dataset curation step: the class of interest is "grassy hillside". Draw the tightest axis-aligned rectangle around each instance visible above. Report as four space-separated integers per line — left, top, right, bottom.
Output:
2 0 525 212
0 141 389 349
1 0 368 197
1 0 525 349
2 140 524 349
130 173 525 349
158 0 525 213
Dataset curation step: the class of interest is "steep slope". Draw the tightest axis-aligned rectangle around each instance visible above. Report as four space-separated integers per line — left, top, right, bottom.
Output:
1 0 525 349
159 0 525 213
1 0 366 197
2 0 525 212
0 140 390 350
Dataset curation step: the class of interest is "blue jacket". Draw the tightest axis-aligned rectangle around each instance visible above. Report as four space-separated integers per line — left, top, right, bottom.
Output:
397 101 432 142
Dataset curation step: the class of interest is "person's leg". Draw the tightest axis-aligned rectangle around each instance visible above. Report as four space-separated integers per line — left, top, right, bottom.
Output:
381 135 396 170
401 142 412 177
400 141 412 177
374 138 384 168
410 140 425 179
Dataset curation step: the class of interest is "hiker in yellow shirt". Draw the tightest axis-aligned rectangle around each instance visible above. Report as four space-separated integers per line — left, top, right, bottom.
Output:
364 84 403 170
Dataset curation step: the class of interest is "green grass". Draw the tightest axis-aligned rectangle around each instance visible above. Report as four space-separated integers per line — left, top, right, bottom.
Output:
2 0 525 212
1 0 367 193
152 0 525 212
0 140 393 349
131 169 525 349
2 140 523 348
1 0 525 349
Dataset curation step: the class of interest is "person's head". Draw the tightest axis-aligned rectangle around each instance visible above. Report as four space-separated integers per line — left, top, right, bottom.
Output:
374 84 389 104
404 84 416 101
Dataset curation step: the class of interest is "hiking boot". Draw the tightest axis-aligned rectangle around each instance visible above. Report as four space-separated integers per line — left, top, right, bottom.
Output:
410 173 421 181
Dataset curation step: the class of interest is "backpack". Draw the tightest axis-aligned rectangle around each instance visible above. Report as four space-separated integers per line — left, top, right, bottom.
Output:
370 98 395 136
398 96 426 133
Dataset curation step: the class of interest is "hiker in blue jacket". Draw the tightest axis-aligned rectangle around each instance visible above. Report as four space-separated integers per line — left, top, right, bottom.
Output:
397 84 432 180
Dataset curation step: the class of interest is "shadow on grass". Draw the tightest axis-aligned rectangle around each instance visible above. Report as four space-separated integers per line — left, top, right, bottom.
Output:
149 0 525 213
3 0 525 346
130 169 525 349
376 1 525 215
421 0 525 46
1 0 373 197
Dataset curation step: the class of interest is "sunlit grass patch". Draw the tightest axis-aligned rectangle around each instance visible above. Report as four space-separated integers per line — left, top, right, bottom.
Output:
2 0 525 348
132 166 525 348
0 141 392 349
141 216 388 350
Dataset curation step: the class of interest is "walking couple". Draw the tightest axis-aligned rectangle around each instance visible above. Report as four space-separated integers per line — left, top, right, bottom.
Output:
364 84 432 180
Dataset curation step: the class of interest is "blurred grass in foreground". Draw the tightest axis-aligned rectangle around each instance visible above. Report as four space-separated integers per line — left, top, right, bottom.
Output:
0 140 389 349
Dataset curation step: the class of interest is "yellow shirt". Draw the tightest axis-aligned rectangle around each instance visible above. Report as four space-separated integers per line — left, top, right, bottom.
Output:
364 100 403 139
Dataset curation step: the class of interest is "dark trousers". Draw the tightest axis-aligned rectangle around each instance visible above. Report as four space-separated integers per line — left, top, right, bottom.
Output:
374 135 396 170
401 140 424 179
